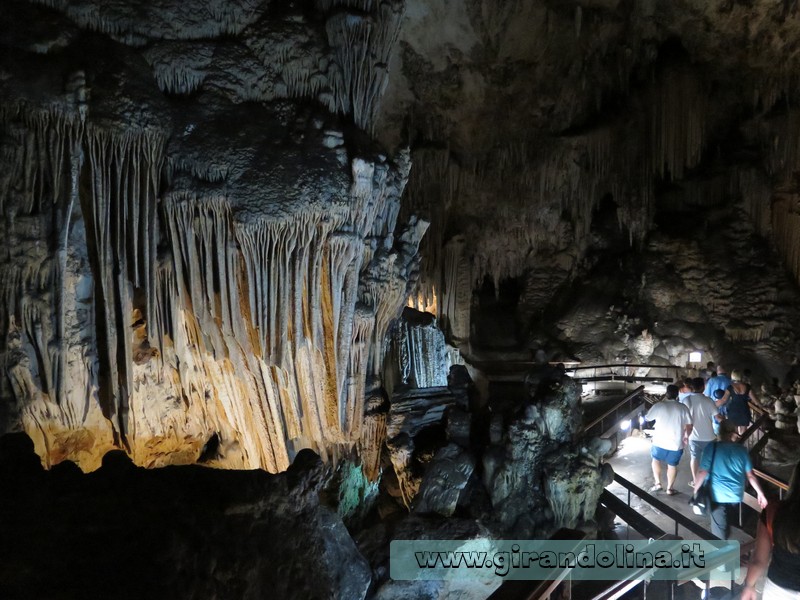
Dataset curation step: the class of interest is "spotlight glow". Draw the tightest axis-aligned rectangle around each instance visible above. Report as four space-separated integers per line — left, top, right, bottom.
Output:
620 419 631 431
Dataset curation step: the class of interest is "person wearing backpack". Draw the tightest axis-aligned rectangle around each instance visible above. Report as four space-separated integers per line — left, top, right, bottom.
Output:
742 460 800 599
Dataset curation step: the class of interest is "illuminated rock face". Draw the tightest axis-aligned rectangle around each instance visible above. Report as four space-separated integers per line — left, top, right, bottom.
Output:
0 0 421 472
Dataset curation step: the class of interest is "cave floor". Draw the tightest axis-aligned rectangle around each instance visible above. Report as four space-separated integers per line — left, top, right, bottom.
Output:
607 434 752 545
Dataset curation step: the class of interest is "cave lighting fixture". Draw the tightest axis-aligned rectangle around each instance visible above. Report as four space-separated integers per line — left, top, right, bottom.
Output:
689 351 703 364
643 381 667 394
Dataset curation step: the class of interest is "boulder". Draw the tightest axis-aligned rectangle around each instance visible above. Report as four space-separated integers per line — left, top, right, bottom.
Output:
412 444 475 517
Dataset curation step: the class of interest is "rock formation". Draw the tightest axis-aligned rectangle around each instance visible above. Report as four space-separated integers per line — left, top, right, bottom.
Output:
0 0 424 472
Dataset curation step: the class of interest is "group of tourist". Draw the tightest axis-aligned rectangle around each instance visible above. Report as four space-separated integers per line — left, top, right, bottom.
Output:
643 363 800 597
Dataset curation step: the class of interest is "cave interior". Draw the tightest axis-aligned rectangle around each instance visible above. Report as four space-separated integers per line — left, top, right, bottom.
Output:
3 0 800 598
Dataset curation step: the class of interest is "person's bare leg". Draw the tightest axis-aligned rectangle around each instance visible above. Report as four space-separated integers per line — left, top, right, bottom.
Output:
690 456 699 484
652 459 662 489
667 465 678 491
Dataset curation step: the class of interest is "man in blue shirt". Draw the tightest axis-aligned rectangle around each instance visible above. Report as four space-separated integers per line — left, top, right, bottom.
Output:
693 419 767 539
705 365 733 415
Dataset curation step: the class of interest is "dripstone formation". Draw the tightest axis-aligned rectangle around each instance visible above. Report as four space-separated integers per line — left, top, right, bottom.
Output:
1 0 420 472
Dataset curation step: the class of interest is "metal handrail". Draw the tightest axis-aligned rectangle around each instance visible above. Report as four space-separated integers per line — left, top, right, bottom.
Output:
487 530 587 600
739 414 769 444
564 363 681 372
599 490 666 539
574 375 676 384
471 361 681 378
752 468 789 492
519 534 588 600
738 410 791 499
749 401 770 417
613 473 719 539
584 386 645 433
741 420 794 505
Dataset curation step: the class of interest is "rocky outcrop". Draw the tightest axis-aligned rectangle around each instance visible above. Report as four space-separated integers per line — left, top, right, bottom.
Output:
771 392 799 432
0 437 372 600
412 442 475 517
356 514 501 600
486 370 609 535
384 385 456 506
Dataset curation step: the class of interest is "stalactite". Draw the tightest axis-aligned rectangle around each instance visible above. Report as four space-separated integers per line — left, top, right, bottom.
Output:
772 195 800 285
316 0 375 11
735 168 773 238
325 0 404 132
742 105 800 289
82 124 165 443
0 104 150 468
388 443 417 508
440 236 469 342
358 392 387 482
650 63 708 181
406 288 437 316
343 306 374 437
144 42 212 95
2 64 419 473
388 309 451 390
30 0 266 41
403 122 659 328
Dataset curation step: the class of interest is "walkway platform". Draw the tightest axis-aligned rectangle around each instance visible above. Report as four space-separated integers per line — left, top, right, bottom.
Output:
606 433 754 594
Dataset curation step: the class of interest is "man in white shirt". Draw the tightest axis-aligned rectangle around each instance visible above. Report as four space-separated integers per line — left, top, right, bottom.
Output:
646 384 693 495
680 377 721 486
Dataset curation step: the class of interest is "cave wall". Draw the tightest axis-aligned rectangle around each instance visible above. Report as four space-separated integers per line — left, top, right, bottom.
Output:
381 0 800 371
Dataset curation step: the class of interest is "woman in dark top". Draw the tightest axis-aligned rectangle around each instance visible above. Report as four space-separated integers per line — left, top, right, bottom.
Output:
742 460 800 599
717 370 755 435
